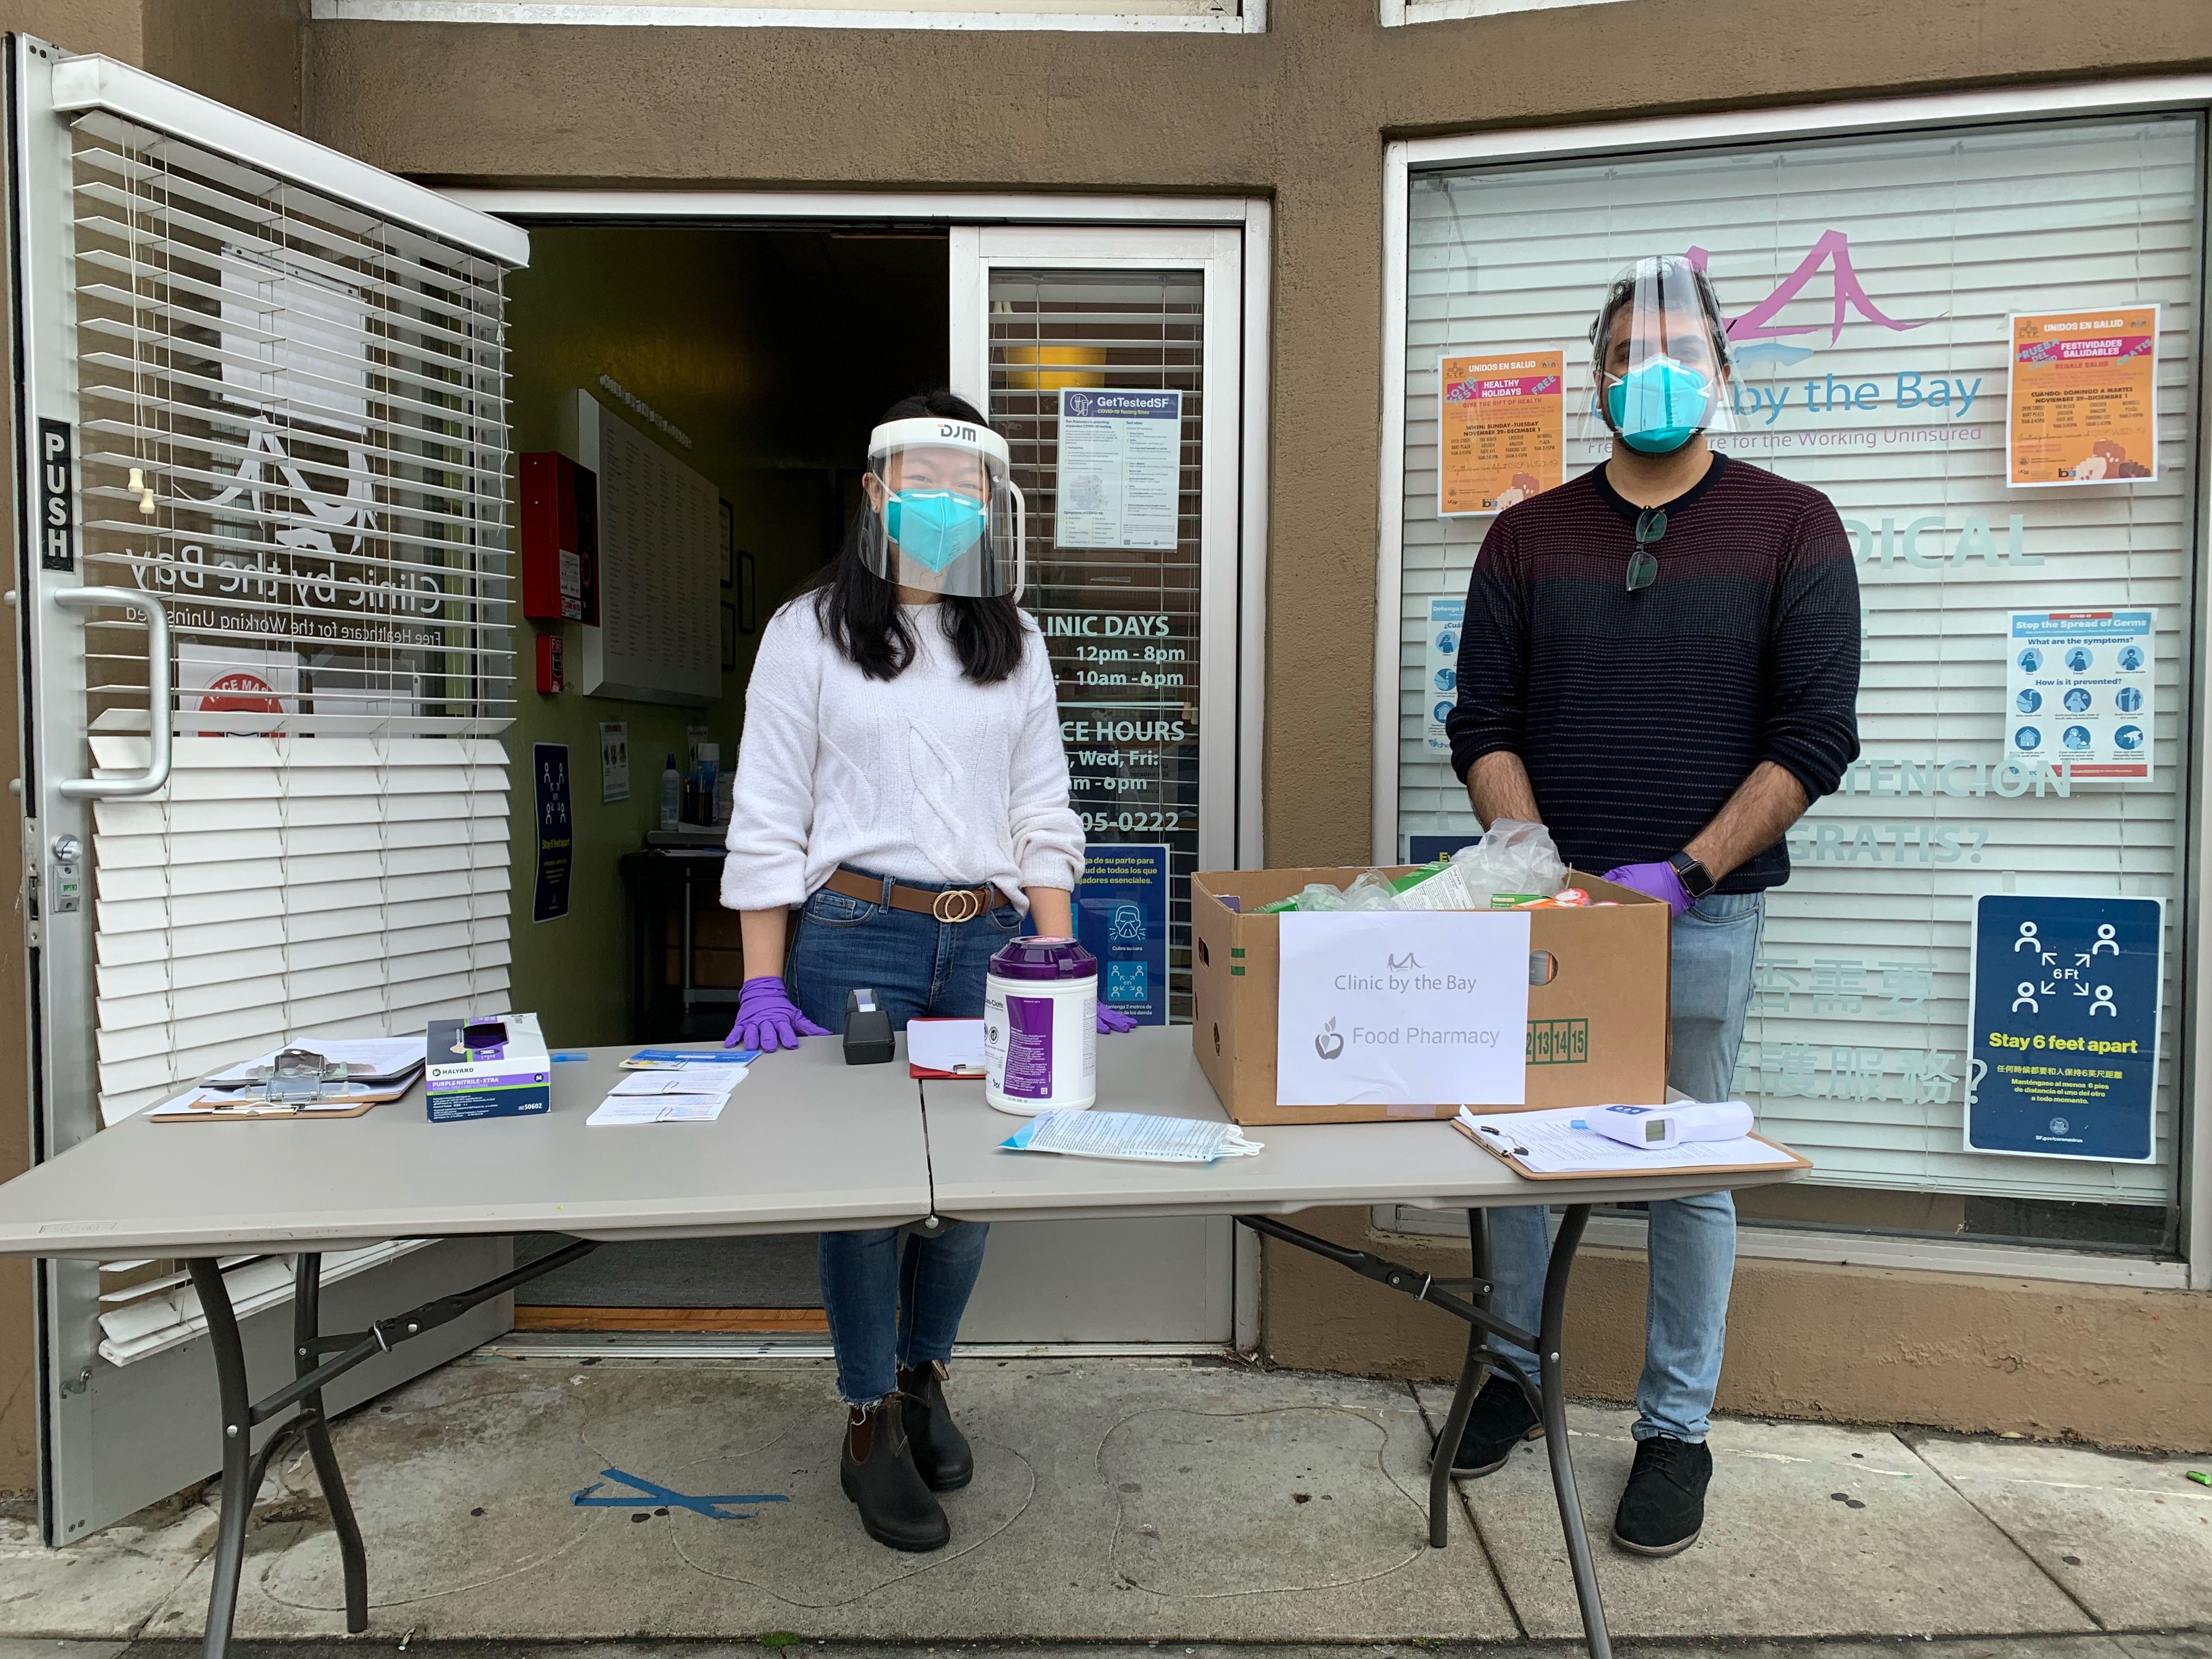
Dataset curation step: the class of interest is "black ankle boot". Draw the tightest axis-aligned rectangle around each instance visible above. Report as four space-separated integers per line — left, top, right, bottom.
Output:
838 1398 949 1551
897 1361 974 1492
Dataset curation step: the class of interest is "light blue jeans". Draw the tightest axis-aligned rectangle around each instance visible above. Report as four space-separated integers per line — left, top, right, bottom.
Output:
1485 890 1764 1443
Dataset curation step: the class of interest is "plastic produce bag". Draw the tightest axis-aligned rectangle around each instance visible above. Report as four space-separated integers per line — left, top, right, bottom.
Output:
1341 870 1401 910
1452 818 1566 900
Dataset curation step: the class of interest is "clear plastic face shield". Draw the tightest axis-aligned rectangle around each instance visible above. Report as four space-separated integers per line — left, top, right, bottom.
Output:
1587 256 1737 456
858 417 1027 599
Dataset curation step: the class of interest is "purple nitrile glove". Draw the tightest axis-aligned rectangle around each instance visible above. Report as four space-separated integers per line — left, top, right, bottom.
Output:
1601 860 1692 918
727 975 831 1052
1096 1003 1139 1035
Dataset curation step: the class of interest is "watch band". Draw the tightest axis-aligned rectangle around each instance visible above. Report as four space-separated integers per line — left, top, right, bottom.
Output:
1668 851 1716 900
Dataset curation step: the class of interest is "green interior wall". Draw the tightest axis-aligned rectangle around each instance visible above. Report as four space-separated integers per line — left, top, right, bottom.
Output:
500 224 949 1044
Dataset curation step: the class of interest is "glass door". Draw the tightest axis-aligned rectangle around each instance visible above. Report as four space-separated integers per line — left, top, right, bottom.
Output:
9 38 524 1539
947 223 1249 1343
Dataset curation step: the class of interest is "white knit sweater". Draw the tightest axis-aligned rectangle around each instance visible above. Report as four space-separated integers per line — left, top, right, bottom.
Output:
719 599 1086 913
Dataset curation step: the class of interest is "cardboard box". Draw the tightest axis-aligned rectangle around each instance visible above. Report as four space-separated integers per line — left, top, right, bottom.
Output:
425 1012 552 1122
1190 867 1671 1126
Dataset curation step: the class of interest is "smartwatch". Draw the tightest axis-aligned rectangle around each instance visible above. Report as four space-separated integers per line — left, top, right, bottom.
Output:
1668 851 1716 901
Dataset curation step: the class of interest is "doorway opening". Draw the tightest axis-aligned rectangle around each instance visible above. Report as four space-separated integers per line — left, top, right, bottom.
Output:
500 222 947 1333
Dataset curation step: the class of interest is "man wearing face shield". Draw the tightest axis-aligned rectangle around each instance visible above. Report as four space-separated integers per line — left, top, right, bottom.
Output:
1444 256 1860 1556
721 390 1135 1556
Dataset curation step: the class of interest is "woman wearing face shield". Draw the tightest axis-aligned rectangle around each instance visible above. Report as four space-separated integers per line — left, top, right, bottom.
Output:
719 389 1136 1554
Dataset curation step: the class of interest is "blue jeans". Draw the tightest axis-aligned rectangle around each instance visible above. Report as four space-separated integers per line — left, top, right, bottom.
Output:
1485 890 1764 1443
787 866 1020 1405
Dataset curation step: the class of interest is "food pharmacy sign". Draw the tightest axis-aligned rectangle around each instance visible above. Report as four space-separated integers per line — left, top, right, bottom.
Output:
1276 911 1531 1108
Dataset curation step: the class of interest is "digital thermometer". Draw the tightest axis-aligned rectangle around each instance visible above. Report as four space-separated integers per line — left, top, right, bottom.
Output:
1582 1101 1754 1151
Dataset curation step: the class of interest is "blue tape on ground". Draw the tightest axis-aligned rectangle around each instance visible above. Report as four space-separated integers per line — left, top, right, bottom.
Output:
571 1467 789 1520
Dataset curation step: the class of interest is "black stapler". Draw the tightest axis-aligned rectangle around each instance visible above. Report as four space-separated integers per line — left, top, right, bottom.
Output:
843 988 895 1065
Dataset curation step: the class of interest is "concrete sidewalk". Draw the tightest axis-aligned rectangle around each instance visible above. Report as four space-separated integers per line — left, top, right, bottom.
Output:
2 1355 2207 1644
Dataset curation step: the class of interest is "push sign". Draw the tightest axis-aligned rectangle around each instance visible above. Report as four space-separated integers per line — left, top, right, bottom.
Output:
37 419 75 571
1967 893 2163 1162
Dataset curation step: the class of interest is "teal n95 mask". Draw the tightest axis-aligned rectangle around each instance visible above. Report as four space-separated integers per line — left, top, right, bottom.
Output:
1588 254 1736 456
860 416 1027 599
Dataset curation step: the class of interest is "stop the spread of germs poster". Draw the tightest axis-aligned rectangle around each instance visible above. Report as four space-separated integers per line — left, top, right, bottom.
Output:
1437 351 1564 517
2006 306 2159 487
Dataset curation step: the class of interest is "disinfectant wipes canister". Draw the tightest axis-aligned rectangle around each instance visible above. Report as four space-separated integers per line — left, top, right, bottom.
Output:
984 936 1098 1116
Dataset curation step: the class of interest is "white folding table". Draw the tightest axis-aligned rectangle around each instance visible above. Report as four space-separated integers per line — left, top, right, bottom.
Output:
0 1040 929 1659
0 1026 1805 1659
922 1032 1805 1659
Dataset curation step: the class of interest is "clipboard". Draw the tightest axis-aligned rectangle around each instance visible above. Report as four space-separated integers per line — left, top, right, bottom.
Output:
151 1081 417 1124
1451 1113 1812 1181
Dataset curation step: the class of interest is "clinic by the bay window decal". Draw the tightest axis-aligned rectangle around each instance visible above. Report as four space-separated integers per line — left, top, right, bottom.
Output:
1396 114 2202 1249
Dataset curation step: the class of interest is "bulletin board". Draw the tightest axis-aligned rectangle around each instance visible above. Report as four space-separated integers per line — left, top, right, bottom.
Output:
567 390 721 706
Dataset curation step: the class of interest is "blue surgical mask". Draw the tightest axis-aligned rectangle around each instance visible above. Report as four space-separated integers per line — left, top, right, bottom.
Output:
1602 356 1713 455
884 489 986 572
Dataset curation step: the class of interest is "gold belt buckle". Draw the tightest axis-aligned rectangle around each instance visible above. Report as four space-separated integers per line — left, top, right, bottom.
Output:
931 887 981 924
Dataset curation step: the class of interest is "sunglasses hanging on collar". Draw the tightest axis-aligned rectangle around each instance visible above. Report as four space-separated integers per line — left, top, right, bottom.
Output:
1627 507 1667 592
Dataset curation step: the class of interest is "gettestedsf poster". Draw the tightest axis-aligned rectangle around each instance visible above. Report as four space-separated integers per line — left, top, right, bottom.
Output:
1437 351 1564 517
2006 306 2159 487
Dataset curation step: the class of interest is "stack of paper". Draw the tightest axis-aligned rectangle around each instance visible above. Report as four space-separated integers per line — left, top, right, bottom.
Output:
151 1085 386 1120
1454 1105 1799 1174
586 1061 749 1126
909 1018 985 1078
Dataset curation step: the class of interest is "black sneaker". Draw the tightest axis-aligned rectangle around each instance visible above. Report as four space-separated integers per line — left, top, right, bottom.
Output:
1611 1434 1711 1556
1433 1372 1543 1477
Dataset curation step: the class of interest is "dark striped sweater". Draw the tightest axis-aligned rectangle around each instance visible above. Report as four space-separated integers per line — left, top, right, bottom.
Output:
1446 454 1861 893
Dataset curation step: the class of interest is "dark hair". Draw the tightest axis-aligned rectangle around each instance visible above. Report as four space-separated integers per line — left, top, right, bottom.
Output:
797 389 1028 685
1588 256 1733 376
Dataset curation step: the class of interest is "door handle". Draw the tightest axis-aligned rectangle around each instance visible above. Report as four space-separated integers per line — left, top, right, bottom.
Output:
52 587 171 799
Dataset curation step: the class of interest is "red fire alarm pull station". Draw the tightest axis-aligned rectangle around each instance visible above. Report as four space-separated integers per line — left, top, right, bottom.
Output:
519 452 600 624
536 631 566 695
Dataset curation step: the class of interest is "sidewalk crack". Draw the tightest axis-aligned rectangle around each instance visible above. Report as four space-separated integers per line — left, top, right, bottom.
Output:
1899 1430 2107 1633
1408 1378 1528 1640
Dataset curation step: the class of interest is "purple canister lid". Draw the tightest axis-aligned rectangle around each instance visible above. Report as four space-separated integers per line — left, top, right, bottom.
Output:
989 936 1098 981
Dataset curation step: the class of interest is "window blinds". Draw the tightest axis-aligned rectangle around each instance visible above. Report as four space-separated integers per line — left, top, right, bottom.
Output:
60 100 518 1132
67 108 512 738
90 736 512 1124
1395 114 2202 1209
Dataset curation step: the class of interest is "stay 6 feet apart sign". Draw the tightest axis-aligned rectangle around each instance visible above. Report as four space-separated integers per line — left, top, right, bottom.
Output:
1967 893 2163 1162
1276 911 1531 1108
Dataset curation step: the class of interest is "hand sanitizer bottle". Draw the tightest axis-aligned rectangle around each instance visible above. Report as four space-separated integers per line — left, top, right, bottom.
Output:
659 753 680 831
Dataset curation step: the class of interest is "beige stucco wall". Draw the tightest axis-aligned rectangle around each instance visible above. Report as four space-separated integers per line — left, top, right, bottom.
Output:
1262 1209 2212 1452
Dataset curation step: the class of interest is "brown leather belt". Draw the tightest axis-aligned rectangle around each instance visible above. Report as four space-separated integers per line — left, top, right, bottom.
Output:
823 867 1000 924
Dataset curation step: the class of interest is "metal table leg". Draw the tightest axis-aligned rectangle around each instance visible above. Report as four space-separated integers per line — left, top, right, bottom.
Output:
187 1259 256 1659
1235 1206 1613 1659
292 1254 369 1634
183 1238 604 1659
1425 1208 1492 1547
1537 1205 1609 1659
